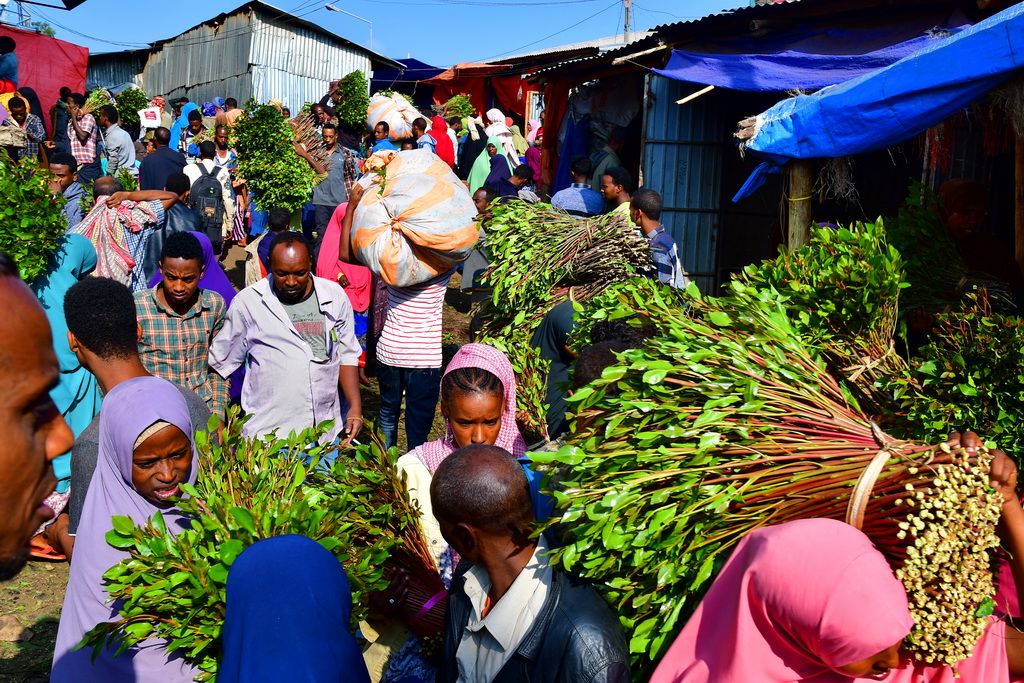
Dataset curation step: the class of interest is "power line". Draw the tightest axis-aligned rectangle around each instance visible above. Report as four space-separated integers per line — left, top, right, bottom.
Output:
358 0 602 6
477 0 620 62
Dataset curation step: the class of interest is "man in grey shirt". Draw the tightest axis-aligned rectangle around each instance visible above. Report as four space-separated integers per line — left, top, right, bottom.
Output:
97 104 136 178
55 277 210 559
310 123 357 238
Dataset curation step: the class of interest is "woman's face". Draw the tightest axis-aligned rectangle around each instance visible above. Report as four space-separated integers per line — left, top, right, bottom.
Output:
833 640 902 680
443 391 503 448
131 425 192 506
487 143 497 157
946 203 987 241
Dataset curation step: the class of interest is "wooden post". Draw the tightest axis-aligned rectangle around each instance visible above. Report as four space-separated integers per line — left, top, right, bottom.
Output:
1016 138 1024 271
787 159 813 251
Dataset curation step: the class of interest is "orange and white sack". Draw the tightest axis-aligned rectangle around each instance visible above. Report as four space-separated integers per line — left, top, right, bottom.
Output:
365 92 418 141
352 149 478 287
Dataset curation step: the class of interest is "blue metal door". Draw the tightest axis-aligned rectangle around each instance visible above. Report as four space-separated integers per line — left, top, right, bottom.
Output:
641 75 723 293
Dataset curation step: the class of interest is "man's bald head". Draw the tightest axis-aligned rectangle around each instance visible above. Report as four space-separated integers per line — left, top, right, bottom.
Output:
430 444 534 536
93 176 124 200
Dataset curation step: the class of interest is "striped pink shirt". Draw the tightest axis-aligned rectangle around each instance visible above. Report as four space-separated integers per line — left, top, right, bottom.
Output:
376 272 452 369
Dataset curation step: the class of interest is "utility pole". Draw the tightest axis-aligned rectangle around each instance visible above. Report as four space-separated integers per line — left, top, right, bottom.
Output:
623 0 632 42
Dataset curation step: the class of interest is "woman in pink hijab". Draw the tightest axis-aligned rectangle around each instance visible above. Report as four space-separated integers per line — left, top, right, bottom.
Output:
363 343 528 681
651 440 1024 682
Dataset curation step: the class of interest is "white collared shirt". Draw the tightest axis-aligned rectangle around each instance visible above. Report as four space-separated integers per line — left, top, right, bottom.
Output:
455 540 553 683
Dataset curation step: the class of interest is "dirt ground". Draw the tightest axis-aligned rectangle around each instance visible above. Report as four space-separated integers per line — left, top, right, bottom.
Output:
0 247 475 680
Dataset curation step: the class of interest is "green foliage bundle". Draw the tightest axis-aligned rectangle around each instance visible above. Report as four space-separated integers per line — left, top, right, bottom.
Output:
0 154 67 281
567 277 688 354
82 89 113 116
82 411 391 681
534 220 1011 676
444 94 476 119
892 297 1024 458
115 167 138 192
336 71 370 129
887 182 1014 315
231 101 318 212
733 221 912 412
114 87 149 126
473 201 653 442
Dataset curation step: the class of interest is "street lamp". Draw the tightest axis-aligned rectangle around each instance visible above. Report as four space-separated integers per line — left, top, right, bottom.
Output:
324 3 373 51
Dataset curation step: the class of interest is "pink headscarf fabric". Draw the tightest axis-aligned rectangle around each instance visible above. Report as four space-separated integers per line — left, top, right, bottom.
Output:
652 518 1012 683
413 343 527 474
314 202 372 312
526 118 541 144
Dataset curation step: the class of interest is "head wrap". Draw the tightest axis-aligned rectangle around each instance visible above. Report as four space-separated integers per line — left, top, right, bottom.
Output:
212 97 225 109
468 136 511 195
201 101 216 117
526 118 541 144
52 377 199 681
219 535 370 683
936 178 989 226
413 343 526 474
430 115 455 168
651 518 914 683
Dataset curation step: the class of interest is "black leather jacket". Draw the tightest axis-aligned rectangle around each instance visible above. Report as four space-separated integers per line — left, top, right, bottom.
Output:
439 562 631 683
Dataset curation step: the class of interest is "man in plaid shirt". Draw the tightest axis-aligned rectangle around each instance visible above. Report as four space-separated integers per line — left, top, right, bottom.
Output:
65 93 101 189
134 232 229 416
2 97 45 162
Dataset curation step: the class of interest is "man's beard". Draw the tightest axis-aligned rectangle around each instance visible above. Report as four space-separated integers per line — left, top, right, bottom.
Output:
216 141 227 150
0 547 29 582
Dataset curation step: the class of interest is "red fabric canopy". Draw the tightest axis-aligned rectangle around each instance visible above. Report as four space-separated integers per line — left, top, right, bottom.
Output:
491 72 539 120
0 25 88 137
425 62 507 118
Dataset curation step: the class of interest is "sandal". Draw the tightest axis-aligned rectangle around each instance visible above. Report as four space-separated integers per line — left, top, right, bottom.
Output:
29 542 66 562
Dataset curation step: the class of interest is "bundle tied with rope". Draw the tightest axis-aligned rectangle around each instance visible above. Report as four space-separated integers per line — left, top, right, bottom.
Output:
351 148 478 288
531 288 1004 676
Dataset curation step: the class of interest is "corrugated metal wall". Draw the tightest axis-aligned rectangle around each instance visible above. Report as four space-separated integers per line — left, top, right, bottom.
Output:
641 74 723 294
87 53 147 91
249 11 372 109
142 11 256 104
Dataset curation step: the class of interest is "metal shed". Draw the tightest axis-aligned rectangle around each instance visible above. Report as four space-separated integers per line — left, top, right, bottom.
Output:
87 1 399 109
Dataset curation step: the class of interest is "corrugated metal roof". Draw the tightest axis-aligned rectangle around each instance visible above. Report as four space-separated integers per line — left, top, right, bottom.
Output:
484 31 654 63
150 1 400 71
530 0 830 77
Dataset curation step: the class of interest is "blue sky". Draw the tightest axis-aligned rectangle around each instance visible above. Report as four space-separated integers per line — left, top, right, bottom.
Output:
31 0 741 66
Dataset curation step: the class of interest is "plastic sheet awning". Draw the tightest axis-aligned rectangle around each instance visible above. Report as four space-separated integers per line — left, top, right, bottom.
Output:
734 2 1024 200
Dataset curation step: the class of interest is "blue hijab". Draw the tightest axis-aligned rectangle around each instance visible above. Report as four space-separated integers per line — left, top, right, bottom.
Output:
219 535 370 683
170 102 198 150
30 234 101 488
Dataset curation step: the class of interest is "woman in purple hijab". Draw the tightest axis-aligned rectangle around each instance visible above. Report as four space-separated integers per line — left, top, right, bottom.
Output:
149 231 236 308
51 376 199 682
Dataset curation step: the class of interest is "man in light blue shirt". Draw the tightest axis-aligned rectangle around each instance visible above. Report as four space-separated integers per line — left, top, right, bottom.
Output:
551 155 605 217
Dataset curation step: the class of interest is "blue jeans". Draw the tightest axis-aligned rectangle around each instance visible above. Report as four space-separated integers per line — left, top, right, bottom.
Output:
376 363 441 451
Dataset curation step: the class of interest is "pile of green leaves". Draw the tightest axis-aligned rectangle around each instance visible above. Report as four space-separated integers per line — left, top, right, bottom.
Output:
887 182 1014 315
733 220 912 412
114 87 149 126
567 277 688 354
0 154 67 281
892 298 1024 459
83 89 113 115
335 71 370 129
82 411 391 681
473 202 653 442
444 94 476 120
231 101 318 212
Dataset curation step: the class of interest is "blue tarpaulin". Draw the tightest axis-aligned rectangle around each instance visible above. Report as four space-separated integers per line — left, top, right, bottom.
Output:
653 12 972 92
654 34 957 93
734 3 1024 201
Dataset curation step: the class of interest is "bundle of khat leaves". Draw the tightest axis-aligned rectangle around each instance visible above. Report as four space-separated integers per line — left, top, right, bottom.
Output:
232 100 320 213
533 290 1003 676
82 411 391 681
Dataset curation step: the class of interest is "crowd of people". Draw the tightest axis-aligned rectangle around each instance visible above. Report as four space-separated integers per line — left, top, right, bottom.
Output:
2 59 1021 682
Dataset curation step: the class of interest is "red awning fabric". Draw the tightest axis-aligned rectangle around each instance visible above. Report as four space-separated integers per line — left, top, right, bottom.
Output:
425 62 508 118
491 71 539 120
0 25 88 137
